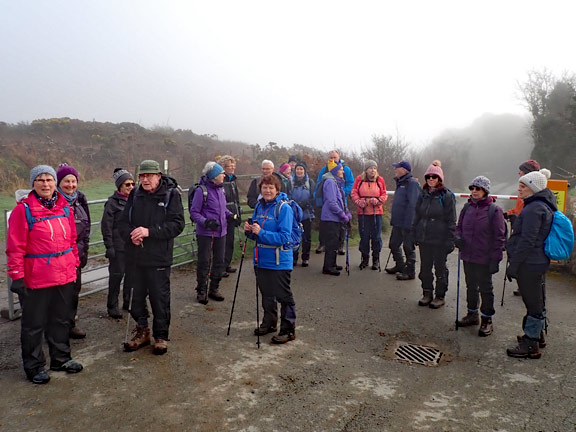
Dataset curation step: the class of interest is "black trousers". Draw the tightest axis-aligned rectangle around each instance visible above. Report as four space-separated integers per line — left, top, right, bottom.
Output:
463 262 495 317
69 267 82 327
196 235 226 290
129 266 172 340
294 219 312 262
418 243 449 298
256 268 296 331
321 221 343 270
107 251 132 310
20 283 74 377
224 221 237 270
389 226 416 274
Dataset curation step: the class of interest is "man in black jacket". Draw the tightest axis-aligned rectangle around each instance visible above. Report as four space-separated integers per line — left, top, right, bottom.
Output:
217 155 242 277
247 160 286 209
118 160 185 355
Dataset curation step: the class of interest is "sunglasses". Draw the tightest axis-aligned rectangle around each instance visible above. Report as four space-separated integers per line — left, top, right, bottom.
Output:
123 182 135 187
469 186 483 191
425 175 439 180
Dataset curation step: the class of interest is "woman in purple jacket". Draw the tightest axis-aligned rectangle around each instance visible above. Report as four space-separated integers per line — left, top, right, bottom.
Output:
190 162 232 304
455 176 505 336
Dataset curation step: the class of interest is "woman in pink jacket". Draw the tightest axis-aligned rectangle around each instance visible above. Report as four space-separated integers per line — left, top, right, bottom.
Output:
6 165 83 384
351 160 388 270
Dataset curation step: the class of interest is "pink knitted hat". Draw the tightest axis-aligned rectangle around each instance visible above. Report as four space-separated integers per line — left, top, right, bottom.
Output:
424 160 444 182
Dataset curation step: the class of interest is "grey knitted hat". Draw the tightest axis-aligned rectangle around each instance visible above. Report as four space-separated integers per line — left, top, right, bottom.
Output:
364 160 378 170
469 176 491 194
113 168 133 189
30 165 57 187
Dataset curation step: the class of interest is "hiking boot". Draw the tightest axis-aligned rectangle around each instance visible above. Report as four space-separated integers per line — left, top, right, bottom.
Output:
222 272 230 278
371 256 380 271
322 268 341 276
478 316 493 337
301 260 309 267
429 297 445 309
108 307 122 319
396 273 415 281
513 290 521 296
153 338 168 355
254 325 277 336
124 325 151 352
50 359 83 373
337 249 346 256
335 265 343 271
315 245 325 254
385 264 405 275
197 290 208 305
359 254 370 270
517 332 547 348
457 311 480 327
28 369 50 385
418 292 433 307
69 326 86 339
271 329 296 344
507 338 541 359
226 267 237 273
208 288 225 302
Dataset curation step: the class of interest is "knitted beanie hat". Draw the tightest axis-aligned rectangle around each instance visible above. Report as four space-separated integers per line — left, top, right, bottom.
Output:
280 163 291 174
364 160 378 170
57 163 79 186
113 168 133 189
329 160 343 177
469 176 491 194
288 155 298 163
519 168 551 193
295 161 308 173
30 165 57 187
203 161 224 180
425 160 444 182
518 160 540 174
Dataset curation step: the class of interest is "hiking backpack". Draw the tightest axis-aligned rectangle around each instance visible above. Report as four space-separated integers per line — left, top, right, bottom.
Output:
187 184 208 210
313 178 326 208
22 202 70 231
544 210 574 260
256 199 304 251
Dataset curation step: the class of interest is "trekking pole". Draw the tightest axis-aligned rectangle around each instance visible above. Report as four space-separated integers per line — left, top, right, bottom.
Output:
455 252 461 331
500 258 508 307
385 250 392 269
227 236 248 336
374 213 381 272
255 266 261 349
345 223 350 276
122 286 134 351
201 231 215 305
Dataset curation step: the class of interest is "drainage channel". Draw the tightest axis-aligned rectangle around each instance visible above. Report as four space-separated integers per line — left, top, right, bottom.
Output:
392 341 443 367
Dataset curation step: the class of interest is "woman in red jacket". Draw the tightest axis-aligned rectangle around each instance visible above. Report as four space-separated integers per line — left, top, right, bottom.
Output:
6 165 83 384
351 160 388 270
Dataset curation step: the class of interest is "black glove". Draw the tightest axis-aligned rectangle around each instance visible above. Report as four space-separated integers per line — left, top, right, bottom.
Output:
445 241 455 254
454 238 465 249
80 255 88 269
503 212 509 221
10 279 26 297
105 248 116 260
506 262 520 282
489 261 499 274
508 214 517 226
204 219 220 231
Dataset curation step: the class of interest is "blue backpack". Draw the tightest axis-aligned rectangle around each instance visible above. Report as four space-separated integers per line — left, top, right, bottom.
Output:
256 199 304 251
23 202 70 231
544 210 574 260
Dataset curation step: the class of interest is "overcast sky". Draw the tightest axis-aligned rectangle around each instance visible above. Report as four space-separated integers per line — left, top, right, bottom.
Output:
1 0 575 152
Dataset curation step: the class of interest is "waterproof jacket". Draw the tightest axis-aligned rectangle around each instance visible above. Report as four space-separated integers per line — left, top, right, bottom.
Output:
190 176 231 238
6 192 79 289
118 175 185 267
411 186 456 248
390 173 421 228
101 190 129 256
507 188 556 270
321 174 350 223
247 172 286 209
222 173 242 225
69 190 91 267
316 159 354 195
247 192 294 270
279 172 293 197
289 175 315 220
456 196 505 264
351 174 387 215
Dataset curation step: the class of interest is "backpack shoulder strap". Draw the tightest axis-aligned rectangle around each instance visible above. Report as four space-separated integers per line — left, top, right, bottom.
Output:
23 202 34 231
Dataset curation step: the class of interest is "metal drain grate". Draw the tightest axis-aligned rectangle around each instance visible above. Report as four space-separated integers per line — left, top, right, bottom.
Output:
394 342 443 367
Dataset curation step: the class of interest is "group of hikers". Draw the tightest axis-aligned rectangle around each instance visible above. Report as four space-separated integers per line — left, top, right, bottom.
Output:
5 152 565 385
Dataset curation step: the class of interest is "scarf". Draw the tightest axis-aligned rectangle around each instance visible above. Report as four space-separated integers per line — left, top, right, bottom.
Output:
57 187 78 205
33 190 58 209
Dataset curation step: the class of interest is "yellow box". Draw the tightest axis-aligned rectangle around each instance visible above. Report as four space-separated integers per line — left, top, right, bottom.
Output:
547 179 569 212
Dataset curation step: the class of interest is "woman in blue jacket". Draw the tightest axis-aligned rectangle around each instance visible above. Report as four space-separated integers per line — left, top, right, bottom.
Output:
245 175 296 344
289 161 315 267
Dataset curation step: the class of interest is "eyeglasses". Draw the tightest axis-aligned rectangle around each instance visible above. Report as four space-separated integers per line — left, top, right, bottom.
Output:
469 186 483 191
425 175 439 180
139 173 158 179
123 182 135 187
35 178 55 184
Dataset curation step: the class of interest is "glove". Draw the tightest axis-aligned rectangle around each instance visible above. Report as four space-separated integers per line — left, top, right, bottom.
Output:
346 210 352 220
80 255 88 269
204 219 220 231
339 212 349 223
445 241 455 254
10 279 26 297
105 248 116 260
454 238 465 249
370 198 380 206
489 261 499 274
503 212 509 221
227 213 238 224
506 262 520 282
357 199 367 208
508 214 517 226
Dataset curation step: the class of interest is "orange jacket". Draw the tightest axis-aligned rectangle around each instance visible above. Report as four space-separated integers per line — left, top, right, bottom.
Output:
506 198 524 216
351 174 387 215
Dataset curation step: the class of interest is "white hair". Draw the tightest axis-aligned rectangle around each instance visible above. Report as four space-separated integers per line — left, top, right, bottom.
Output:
202 161 217 176
261 159 274 168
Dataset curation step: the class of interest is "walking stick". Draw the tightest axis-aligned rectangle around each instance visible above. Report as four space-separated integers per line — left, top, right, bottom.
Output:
122 286 135 351
455 252 461 331
374 213 381 272
227 236 248 335
345 223 350 276
254 247 261 349
385 250 392 269
500 258 508 307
